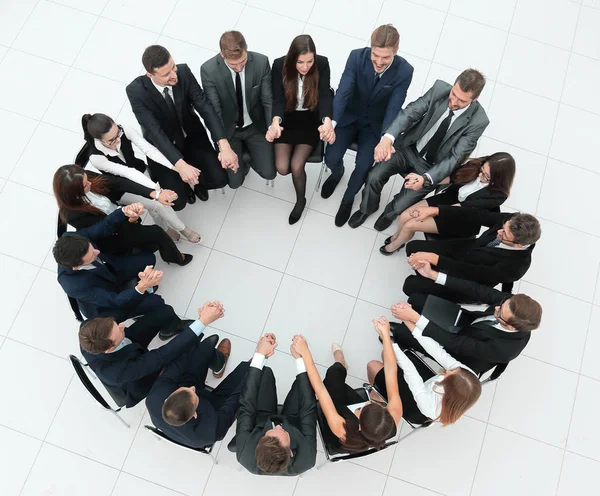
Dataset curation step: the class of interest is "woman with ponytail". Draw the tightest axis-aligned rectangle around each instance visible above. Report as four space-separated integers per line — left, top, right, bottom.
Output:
290 322 401 453
82 113 200 243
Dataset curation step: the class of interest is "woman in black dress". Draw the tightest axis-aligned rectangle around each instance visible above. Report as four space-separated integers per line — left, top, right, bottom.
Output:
267 35 335 224
53 165 192 266
380 152 516 255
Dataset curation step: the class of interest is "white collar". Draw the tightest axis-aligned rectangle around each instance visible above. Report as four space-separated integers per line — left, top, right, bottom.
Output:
498 243 530 251
94 138 120 156
450 102 471 118
378 56 393 77
150 78 171 96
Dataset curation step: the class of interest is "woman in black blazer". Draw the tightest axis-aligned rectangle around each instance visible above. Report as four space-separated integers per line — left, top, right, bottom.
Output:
53 165 192 265
267 35 335 224
381 152 516 255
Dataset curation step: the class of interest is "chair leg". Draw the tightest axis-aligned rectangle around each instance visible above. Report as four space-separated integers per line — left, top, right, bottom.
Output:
110 409 131 428
221 188 225 195
315 160 327 192
315 457 329 470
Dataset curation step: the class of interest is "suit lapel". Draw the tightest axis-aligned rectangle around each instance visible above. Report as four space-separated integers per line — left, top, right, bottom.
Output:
171 79 185 123
369 60 395 102
422 97 450 136
217 56 237 103
143 76 172 121
244 52 254 103
441 102 478 146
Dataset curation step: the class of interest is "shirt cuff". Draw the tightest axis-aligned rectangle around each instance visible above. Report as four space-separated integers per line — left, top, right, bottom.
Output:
135 286 153 295
188 320 206 337
250 353 267 370
331 120 337 129
424 173 433 184
295 357 307 375
435 272 447 285
415 315 430 332
383 133 395 144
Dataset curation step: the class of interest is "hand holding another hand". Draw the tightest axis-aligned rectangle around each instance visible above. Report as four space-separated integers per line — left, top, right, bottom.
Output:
256 333 278 358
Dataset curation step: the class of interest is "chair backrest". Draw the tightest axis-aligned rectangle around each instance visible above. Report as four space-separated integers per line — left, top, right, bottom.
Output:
144 425 213 454
480 362 508 384
75 141 92 168
69 354 126 410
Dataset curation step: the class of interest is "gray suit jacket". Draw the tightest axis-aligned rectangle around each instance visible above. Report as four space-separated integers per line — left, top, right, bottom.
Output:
385 80 490 184
201 51 272 140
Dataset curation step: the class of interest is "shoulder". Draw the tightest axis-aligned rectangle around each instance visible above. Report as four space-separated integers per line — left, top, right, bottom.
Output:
431 79 452 94
351 47 369 60
392 55 414 76
469 101 489 125
249 51 269 65
200 54 220 71
126 75 146 94
272 56 285 69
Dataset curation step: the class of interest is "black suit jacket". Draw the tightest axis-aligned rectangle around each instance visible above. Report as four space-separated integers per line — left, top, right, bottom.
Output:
271 55 333 123
56 209 155 319
201 51 272 138
409 209 535 286
82 328 199 407
235 366 317 476
421 276 531 374
126 64 226 165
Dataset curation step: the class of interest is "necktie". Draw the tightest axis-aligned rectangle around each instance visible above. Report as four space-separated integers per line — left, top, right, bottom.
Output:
422 110 454 164
163 87 185 150
373 72 380 88
235 71 244 128
485 238 501 248
472 315 499 326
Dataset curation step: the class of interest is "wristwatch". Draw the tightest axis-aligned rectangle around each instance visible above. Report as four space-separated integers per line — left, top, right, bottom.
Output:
422 175 432 188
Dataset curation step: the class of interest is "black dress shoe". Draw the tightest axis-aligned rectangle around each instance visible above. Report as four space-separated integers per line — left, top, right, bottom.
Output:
321 175 341 199
348 210 369 228
374 214 394 232
194 184 209 202
289 199 306 225
159 318 195 340
379 243 405 256
334 202 352 227
187 190 197 204
169 253 193 266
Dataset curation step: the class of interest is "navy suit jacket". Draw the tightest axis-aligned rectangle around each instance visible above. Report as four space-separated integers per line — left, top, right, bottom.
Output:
57 209 155 319
82 328 199 407
333 47 413 136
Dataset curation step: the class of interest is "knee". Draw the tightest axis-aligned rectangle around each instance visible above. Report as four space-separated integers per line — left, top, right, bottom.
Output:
172 197 187 211
403 275 417 296
367 360 383 382
404 219 419 233
405 240 422 256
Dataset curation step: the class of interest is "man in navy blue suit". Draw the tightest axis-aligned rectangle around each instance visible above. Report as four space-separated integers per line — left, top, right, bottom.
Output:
319 24 414 227
54 203 189 340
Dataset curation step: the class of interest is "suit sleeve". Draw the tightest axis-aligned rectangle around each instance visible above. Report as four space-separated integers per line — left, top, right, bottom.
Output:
126 83 183 165
183 64 226 142
235 366 263 461
317 57 333 120
332 51 358 124
381 63 414 132
436 252 522 284
443 276 510 305
425 119 490 184
437 205 512 228
289 372 317 475
271 59 285 122
76 208 127 241
200 61 223 122
106 174 154 199
460 190 507 210
63 282 144 310
384 81 436 139
260 56 273 126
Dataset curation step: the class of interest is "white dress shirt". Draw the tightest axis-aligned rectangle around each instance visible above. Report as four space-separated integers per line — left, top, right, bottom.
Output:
88 125 174 190
296 75 308 111
457 176 487 202
393 326 474 420
85 192 117 215
225 63 253 127
250 352 307 375
151 80 187 138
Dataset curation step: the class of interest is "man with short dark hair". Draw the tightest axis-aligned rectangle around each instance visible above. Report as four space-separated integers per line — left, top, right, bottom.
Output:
200 31 276 188
54 204 187 339
79 302 223 407
145 326 250 449
403 208 541 301
126 45 238 208
348 68 490 231
320 24 414 227
388 261 543 374
234 334 317 476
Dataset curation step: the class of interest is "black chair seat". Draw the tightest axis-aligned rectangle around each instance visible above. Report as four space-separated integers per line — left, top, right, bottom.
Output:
307 140 325 163
144 425 214 454
348 141 358 153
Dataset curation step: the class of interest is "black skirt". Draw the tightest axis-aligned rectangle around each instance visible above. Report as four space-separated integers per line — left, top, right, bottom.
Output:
426 186 480 238
275 109 320 147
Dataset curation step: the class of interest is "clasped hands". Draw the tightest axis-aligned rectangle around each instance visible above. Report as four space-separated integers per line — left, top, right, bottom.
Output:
122 202 145 223
136 265 163 293
254 333 311 359
198 300 225 326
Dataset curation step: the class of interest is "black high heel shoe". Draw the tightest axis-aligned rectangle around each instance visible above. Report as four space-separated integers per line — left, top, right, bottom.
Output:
289 199 306 225
169 253 194 266
384 236 393 245
379 243 405 256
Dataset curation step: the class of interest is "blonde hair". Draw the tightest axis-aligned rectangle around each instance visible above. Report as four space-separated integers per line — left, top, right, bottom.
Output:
436 368 481 425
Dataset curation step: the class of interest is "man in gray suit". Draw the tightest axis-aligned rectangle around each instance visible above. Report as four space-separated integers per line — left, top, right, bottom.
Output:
348 69 490 231
201 31 276 189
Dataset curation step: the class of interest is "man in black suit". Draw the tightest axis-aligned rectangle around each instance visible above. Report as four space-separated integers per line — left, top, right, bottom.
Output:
235 334 317 476
146 330 249 449
79 301 223 407
200 31 276 188
404 209 542 301
54 205 188 339
348 69 490 231
126 45 238 208
388 262 542 374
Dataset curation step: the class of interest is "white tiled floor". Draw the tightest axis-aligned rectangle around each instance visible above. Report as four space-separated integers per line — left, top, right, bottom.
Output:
0 0 598 495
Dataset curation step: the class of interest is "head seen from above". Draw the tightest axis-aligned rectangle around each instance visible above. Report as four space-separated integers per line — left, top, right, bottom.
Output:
497 213 541 247
82 113 121 151
341 401 395 451
449 68 486 111
256 427 292 474
370 24 400 74
53 234 99 269
220 30 248 72
495 294 542 332
143 45 178 86
162 386 200 426
437 368 482 425
79 317 125 354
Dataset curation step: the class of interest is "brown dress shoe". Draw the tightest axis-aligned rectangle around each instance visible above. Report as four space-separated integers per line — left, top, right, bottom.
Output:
213 338 231 379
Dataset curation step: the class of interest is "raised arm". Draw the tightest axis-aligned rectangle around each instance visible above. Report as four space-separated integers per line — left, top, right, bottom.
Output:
75 208 127 241
372 318 402 424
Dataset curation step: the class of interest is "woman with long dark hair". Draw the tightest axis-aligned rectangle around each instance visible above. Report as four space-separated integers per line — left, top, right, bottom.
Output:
82 113 201 243
267 35 335 224
381 152 516 255
53 164 192 266
290 319 402 453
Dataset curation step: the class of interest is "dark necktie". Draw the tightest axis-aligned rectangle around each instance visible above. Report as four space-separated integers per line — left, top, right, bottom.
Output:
373 72 380 88
485 238 501 248
235 71 244 128
422 110 454 164
163 87 185 150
